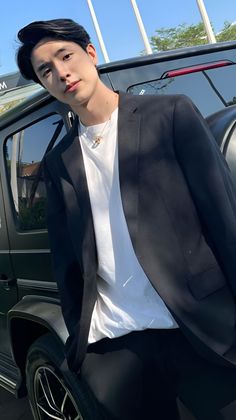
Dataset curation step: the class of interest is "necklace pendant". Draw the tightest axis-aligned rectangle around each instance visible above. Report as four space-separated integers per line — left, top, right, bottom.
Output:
93 136 102 148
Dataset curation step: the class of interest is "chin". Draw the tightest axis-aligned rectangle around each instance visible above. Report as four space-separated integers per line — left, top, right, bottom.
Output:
72 94 90 108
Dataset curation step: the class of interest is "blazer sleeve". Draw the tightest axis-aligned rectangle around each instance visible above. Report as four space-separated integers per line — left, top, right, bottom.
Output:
43 157 84 336
173 95 236 294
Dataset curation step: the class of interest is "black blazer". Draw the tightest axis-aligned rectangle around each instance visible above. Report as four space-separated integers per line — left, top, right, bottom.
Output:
44 92 236 372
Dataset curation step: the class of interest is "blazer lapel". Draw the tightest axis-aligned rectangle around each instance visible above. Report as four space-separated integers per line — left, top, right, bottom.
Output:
118 93 141 251
61 119 87 202
61 126 97 277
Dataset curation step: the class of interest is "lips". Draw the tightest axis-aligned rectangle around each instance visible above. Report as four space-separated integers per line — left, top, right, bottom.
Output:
65 80 81 93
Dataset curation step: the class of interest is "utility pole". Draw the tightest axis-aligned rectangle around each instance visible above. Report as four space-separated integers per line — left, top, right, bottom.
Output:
196 0 216 43
86 0 110 62
130 0 153 54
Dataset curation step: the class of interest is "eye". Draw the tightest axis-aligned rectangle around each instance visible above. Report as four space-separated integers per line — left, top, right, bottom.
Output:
42 67 51 78
63 53 73 61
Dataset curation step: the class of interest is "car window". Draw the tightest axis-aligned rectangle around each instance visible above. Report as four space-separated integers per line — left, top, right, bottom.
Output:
127 71 225 117
4 113 66 231
205 64 236 106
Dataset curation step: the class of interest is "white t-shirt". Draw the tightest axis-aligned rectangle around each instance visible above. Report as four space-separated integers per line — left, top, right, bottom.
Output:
79 108 178 344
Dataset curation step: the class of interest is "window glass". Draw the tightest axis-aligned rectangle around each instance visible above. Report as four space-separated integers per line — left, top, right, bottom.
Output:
127 72 224 117
5 114 66 231
205 64 236 106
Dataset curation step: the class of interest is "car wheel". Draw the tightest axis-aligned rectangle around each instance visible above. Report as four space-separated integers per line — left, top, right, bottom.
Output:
26 333 102 420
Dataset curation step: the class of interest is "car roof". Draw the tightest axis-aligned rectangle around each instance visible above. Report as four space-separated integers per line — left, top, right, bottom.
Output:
1 40 236 130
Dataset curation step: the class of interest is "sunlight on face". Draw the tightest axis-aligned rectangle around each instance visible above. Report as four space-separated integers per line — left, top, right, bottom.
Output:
31 39 99 107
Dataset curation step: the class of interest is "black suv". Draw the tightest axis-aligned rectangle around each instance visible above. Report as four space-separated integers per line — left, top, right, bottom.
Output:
1 40 236 420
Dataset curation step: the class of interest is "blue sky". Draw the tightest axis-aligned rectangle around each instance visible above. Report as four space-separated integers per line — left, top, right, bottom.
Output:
0 0 235 76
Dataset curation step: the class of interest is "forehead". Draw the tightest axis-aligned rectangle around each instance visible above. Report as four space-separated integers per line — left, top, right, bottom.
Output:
31 39 82 64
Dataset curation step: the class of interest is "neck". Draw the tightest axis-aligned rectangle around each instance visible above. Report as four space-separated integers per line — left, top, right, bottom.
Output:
71 83 119 127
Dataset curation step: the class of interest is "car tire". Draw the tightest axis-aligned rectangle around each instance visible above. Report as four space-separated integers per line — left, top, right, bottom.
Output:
26 333 103 420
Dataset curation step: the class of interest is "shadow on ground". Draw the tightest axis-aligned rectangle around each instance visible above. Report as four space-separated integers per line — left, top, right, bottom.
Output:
0 387 33 420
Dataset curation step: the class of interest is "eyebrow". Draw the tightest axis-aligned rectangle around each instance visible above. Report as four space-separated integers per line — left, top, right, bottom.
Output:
36 47 69 73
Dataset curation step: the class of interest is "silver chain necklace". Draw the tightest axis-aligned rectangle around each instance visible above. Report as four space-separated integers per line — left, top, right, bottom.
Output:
91 117 112 149
79 116 112 149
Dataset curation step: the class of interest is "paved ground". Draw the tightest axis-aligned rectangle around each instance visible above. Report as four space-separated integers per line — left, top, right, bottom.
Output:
0 387 33 420
0 384 196 420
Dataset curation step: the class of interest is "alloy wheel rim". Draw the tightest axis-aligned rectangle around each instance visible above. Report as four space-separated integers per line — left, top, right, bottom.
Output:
33 365 83 420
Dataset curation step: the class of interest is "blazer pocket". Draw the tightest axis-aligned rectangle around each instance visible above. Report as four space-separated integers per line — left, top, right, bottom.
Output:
188 266 226 300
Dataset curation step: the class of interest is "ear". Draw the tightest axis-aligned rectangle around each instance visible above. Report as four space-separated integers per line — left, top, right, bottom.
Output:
86 44 98 65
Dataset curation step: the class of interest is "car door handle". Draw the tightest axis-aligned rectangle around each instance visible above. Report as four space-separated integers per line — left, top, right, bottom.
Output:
0 275 17 290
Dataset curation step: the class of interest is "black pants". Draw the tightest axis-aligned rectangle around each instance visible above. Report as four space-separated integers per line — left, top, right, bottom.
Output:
80 329 236 420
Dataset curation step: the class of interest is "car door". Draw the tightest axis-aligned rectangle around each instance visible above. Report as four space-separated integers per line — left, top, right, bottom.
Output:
0 175 15 358
0 98 70 358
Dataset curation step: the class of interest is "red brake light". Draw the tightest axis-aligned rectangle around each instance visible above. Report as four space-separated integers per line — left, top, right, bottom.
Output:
163 60 232 78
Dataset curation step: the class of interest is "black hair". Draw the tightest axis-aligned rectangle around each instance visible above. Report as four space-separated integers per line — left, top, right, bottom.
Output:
17 19 91 84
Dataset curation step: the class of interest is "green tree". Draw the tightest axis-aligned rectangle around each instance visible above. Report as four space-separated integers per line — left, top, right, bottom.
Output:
151 21 236 52
217 21 236 42
151 22 207 51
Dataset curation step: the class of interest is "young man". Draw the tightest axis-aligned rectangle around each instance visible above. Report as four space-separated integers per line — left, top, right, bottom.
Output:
17 19 236 420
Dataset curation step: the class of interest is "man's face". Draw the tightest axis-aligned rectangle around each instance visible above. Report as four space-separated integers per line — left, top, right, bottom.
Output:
31 38 99 108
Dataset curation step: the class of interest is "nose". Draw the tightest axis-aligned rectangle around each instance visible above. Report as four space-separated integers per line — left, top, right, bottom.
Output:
60 73 70 82
55 63 71 82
